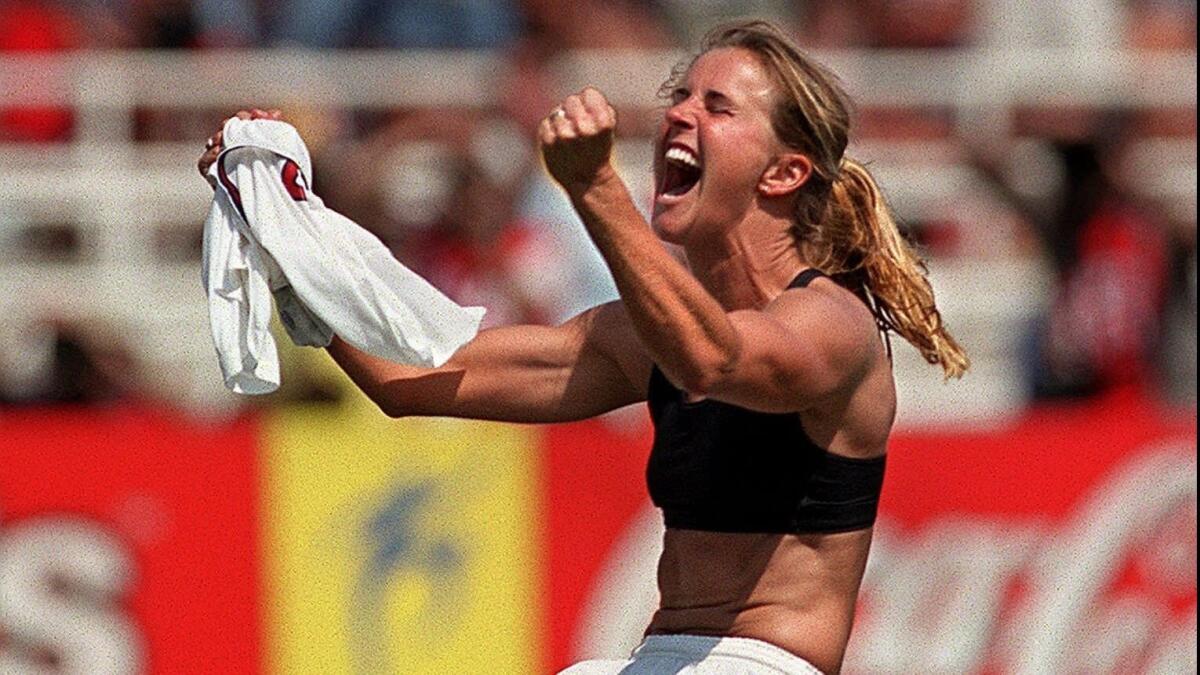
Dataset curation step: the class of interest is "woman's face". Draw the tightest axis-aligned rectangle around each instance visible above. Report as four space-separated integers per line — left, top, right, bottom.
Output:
651 47 781 245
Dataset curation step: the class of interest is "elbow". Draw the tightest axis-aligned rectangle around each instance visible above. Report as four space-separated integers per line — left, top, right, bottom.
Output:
379 402 408 419
676 348 740 396
374 397 404 418
678 367 726 397
368 389 411 419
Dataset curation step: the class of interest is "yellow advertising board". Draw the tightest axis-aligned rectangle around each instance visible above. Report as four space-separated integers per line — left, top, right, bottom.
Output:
261 400 542 674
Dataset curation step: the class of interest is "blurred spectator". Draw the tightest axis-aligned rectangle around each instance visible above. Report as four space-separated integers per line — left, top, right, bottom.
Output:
271 0 521 49
318 108 476 256
0 319 141 405
864 0 975 48
1126 0 1197 50
519 0 673 52
494 38 563 136
1157 233 1196 404
656 0 799 48
970 111 1174 399
193 0 262 47
796 0 871 47
408 156 576 328
1037 151 1169 399
63 0 200 48
130 0 202 49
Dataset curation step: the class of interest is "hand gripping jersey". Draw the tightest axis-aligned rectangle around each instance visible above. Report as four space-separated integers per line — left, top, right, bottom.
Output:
202 118 484 394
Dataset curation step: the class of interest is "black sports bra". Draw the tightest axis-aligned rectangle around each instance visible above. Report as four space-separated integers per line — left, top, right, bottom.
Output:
645 269 886 534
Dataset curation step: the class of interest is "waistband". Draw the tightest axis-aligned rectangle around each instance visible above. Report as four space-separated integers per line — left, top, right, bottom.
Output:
633 634 824 674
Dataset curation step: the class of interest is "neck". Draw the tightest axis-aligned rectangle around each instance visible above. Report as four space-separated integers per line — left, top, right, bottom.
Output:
684 211 808 310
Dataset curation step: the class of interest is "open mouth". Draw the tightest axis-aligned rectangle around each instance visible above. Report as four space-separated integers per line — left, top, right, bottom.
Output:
659 145 703 198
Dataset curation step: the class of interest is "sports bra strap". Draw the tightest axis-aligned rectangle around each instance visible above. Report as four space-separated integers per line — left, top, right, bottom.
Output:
787 268 827 290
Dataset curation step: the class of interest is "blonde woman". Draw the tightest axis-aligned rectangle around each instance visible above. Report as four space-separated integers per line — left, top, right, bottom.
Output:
200 20 966 675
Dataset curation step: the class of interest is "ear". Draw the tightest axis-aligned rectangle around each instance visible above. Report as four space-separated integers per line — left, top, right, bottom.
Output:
758 153 813 197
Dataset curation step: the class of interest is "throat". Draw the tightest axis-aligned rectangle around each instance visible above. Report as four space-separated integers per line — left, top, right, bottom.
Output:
687 231 807 310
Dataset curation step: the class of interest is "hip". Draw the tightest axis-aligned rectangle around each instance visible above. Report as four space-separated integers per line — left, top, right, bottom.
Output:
558 634 825 675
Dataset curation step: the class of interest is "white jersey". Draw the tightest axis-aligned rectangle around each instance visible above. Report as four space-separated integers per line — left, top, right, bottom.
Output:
202 118 484 395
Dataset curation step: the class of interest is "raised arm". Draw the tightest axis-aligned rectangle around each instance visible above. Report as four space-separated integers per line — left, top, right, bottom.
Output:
326 301 651 423
540 89 879 414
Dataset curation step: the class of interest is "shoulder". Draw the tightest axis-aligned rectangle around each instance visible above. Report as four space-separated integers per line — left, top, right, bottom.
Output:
766 276 883 379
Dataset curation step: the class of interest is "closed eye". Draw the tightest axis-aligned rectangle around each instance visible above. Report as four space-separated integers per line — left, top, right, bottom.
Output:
704 91 735 115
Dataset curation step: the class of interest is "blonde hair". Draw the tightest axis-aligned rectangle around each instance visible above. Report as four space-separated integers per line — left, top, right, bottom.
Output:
670 20 968 378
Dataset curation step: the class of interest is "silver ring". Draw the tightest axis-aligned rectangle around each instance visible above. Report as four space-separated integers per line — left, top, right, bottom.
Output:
551 107 566 120
205 137 216 150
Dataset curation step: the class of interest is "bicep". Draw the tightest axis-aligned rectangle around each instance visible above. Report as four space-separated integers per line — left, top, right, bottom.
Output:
701 297 872 413
377 302 648 423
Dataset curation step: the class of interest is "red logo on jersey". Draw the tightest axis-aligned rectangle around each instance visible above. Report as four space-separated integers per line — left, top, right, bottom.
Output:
281 159 308 201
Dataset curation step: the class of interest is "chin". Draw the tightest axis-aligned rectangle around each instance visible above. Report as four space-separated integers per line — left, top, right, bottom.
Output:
651 211 689 245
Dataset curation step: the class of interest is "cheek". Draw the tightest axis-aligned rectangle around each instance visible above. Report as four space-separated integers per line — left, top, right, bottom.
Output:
705 128 770 191
702 154 764 207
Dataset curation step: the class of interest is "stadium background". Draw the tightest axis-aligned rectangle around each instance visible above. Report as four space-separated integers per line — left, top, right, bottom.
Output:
0 1 1195 673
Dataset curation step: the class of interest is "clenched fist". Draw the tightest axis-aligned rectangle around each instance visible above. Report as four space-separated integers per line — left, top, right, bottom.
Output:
538 87 619 197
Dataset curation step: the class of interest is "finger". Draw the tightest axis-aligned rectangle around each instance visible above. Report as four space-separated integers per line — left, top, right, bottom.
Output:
198 146 219 177
580 87 607 118
581 87 615 129
563 95 595 135
235 110 253 120
266 109 282 119
198 127 226 176
550 105 575 139
537 118 555 147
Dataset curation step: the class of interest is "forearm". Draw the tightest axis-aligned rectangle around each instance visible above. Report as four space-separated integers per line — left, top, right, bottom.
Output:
324 315 638 422
326 336 460 417
568 173 740 392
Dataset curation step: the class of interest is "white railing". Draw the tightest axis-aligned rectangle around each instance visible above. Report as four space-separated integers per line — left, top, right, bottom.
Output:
1 49 1195 132
0 49 1194 419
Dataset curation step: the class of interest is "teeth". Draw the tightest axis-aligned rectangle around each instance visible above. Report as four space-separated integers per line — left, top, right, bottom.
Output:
665 146 700 169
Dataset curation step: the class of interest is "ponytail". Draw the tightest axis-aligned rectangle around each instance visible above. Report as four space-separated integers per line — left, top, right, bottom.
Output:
799 158 969 379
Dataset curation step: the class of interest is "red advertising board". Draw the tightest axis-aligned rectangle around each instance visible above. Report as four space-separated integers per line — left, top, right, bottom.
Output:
0 392 1193 674
0 406 265 674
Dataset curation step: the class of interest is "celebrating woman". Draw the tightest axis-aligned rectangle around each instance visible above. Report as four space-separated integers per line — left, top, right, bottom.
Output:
200 20 966 675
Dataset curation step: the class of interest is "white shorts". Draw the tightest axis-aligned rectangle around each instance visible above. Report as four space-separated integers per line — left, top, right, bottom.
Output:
557 635 825 675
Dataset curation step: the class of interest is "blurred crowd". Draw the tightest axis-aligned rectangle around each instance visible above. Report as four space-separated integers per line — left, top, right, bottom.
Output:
0 0 1195 410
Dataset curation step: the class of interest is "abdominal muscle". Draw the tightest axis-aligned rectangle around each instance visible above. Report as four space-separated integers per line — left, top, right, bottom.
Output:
646 527 874 675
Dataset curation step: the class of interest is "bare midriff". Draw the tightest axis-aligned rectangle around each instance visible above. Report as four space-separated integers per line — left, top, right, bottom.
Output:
645 527 874 675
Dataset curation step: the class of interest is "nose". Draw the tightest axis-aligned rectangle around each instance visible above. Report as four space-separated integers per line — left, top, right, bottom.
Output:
664 98 697 129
